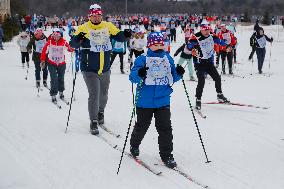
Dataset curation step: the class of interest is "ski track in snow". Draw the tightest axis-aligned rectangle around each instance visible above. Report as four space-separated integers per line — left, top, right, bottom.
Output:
0 24 284 189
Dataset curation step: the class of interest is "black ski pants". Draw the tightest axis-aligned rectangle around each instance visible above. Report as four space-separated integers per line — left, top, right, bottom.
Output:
195 60 222 100
130 106 173 161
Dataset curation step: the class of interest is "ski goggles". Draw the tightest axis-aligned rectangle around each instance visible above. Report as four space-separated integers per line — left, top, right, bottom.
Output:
88 9 103 16
201 25 211 31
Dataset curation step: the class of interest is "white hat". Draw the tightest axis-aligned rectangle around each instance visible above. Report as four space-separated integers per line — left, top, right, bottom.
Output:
89 4 101 10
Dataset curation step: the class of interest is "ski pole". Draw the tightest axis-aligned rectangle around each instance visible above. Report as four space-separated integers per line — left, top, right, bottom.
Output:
65 51 79 133
65 71 77 133
181 78 211 163
25 66 29 80
268 42 272 76
117 79 144 175
250 57 254 75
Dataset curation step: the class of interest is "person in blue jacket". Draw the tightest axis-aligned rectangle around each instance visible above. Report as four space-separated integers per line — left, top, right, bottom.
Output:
110 38 127 74
129 32 185 169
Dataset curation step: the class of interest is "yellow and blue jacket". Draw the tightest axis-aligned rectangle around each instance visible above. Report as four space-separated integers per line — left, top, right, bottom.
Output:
70 21 127 74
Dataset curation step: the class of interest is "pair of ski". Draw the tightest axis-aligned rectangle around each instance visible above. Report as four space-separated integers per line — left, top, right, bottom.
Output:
194 101 270 119
52 97 70 109
95 126 209 188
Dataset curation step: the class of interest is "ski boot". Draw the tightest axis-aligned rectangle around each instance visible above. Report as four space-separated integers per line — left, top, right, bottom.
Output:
217 93 230 103
36 81 40 88
130 146 140 157
162 156 177 169
43 80 47 87
59 92 64 99
195 99 201 110
189 76 196 81
90 120 99 135
51 95 57 103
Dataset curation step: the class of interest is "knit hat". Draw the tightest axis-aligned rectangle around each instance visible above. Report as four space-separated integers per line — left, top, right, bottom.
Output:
200 21 211 30
147 32 164 48
89 4 103 16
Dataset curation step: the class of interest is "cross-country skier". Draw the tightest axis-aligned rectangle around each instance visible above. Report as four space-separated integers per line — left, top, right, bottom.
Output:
187 23 230 110
69 4 132 135
129 32 185 168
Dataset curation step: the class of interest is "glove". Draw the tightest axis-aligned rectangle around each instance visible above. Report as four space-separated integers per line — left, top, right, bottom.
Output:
174 53 178 57
271 37 273 43
124 29 132 38
76 32 86 40
226 46 232 52
176 65 185 76
138 67 149 78
123 51 126 55
191 48 198 57
40 62 46 69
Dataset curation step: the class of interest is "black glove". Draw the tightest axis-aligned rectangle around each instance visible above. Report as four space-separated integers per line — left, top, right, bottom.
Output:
76 32 86 40
124 29 132 38
271 37 273 43
138 67 149 78
123 51 126 55
176 65 185 76
174 53 178 57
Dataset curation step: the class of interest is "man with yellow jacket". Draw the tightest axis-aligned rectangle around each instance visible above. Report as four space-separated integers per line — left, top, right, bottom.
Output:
70 4 132 135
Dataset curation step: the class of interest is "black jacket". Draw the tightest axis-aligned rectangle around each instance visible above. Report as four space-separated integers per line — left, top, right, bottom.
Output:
174 43 192 59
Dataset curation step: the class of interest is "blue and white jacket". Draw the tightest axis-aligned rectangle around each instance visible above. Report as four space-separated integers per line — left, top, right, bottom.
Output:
129 49 181 108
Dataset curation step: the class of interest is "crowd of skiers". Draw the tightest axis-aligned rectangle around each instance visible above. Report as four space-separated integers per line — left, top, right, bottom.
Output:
11 3 275 170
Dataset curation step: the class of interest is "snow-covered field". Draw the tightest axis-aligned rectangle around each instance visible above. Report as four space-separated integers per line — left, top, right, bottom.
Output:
0 24 284 189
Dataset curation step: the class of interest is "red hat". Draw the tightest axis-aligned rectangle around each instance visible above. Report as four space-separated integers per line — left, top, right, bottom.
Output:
88 4 103 16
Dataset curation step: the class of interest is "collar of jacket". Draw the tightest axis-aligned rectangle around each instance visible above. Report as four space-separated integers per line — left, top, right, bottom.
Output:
147 49 166 58
87 20 105 30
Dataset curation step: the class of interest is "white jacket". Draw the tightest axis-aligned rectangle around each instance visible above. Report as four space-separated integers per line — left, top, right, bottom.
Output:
17 35 30 52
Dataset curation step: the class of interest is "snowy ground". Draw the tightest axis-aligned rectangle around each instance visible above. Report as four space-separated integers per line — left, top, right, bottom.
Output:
0 24 284 189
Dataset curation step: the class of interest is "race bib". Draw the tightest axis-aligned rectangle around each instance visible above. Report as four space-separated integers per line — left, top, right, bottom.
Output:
48 45 64 64
135 39 145 49
89 28 112 52
257 36 266 48
145 56 173 86
222 33 231 45
199 36 214 59
35 39 46 53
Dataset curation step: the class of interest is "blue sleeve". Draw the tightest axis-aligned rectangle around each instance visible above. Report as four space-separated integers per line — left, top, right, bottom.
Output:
129 55 146 84
167 54 181 83
187 40 198 50
213 36 226 46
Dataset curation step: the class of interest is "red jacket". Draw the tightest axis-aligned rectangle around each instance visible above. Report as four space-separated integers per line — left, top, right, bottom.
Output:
41 37 73 66
218 29 236 52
